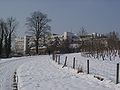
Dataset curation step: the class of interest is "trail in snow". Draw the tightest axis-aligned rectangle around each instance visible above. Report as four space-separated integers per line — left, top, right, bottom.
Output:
17 55 115 90
0 56 35 90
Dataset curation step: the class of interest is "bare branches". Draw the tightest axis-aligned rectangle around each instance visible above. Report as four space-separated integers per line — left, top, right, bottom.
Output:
26 11 51 54
78 27 88 38
6 17 17 33
0 17 18 57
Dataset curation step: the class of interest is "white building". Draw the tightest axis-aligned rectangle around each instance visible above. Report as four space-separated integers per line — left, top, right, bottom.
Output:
63 32 75 40
14 36 32 54
23 36 32 54
14 37 24 54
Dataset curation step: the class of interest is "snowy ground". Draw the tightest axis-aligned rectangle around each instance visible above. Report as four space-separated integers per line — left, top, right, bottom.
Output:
1 53 120 90
0 56 35 90
59 53 120 83
17 55 120 90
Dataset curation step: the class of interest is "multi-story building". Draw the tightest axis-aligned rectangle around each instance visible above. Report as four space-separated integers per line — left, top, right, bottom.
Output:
14 36 32 54
14 37 24 54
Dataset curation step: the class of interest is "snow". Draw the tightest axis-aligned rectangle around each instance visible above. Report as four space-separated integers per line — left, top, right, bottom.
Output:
59 53 120 83
17 55 120 90
0 56 35 90
1 53 120 90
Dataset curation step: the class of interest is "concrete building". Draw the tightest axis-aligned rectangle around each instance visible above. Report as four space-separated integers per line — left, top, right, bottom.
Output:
23 36 33 54
63 32 76 40
14 37 24 54
14 36 32 54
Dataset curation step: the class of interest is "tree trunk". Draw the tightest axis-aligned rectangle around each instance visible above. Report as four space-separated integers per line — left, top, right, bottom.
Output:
0 38 3 56
4 36 8 57
36 38 39 54
0 39 2 57
7 35 11 57
0 30 4 57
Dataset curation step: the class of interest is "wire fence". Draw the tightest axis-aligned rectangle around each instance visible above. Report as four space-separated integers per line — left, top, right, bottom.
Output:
52 53 120 84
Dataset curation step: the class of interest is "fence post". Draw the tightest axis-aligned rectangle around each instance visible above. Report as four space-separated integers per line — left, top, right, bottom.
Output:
87 60 89 74
73 57 75 69
62 56 67 68
13 71 18 90
58 55 60 64
116 63 119 84
56 55 57 62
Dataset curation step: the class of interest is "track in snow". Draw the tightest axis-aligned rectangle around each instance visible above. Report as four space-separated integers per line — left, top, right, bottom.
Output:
0 56 35 90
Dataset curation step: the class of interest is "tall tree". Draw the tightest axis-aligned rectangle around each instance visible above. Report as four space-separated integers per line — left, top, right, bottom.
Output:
0 19 5 57
4 17 18 57
26 11 51 54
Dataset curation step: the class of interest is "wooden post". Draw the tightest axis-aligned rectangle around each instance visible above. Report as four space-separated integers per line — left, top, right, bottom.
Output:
87 60 89 74
64 56 67 66
58 55 60 64
116 63 119 84
73 57 75 69
62 56 67 68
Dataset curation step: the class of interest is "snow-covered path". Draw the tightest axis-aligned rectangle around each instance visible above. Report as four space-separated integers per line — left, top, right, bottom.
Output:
17 55 115 90
0 57 34 90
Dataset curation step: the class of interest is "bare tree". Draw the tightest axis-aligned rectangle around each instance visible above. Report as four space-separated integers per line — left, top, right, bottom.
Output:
0 19 5 57
78 27 87 38
77 27 88 52
26 11 51 54
4 17 18 57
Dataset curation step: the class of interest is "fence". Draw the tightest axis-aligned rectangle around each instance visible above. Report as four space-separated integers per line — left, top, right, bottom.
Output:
52 53 120 84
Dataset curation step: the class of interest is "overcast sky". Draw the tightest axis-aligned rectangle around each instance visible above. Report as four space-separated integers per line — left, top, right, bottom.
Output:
0 0 120 36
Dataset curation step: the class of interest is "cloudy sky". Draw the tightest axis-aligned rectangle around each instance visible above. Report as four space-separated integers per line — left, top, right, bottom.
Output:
0 0 120 36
